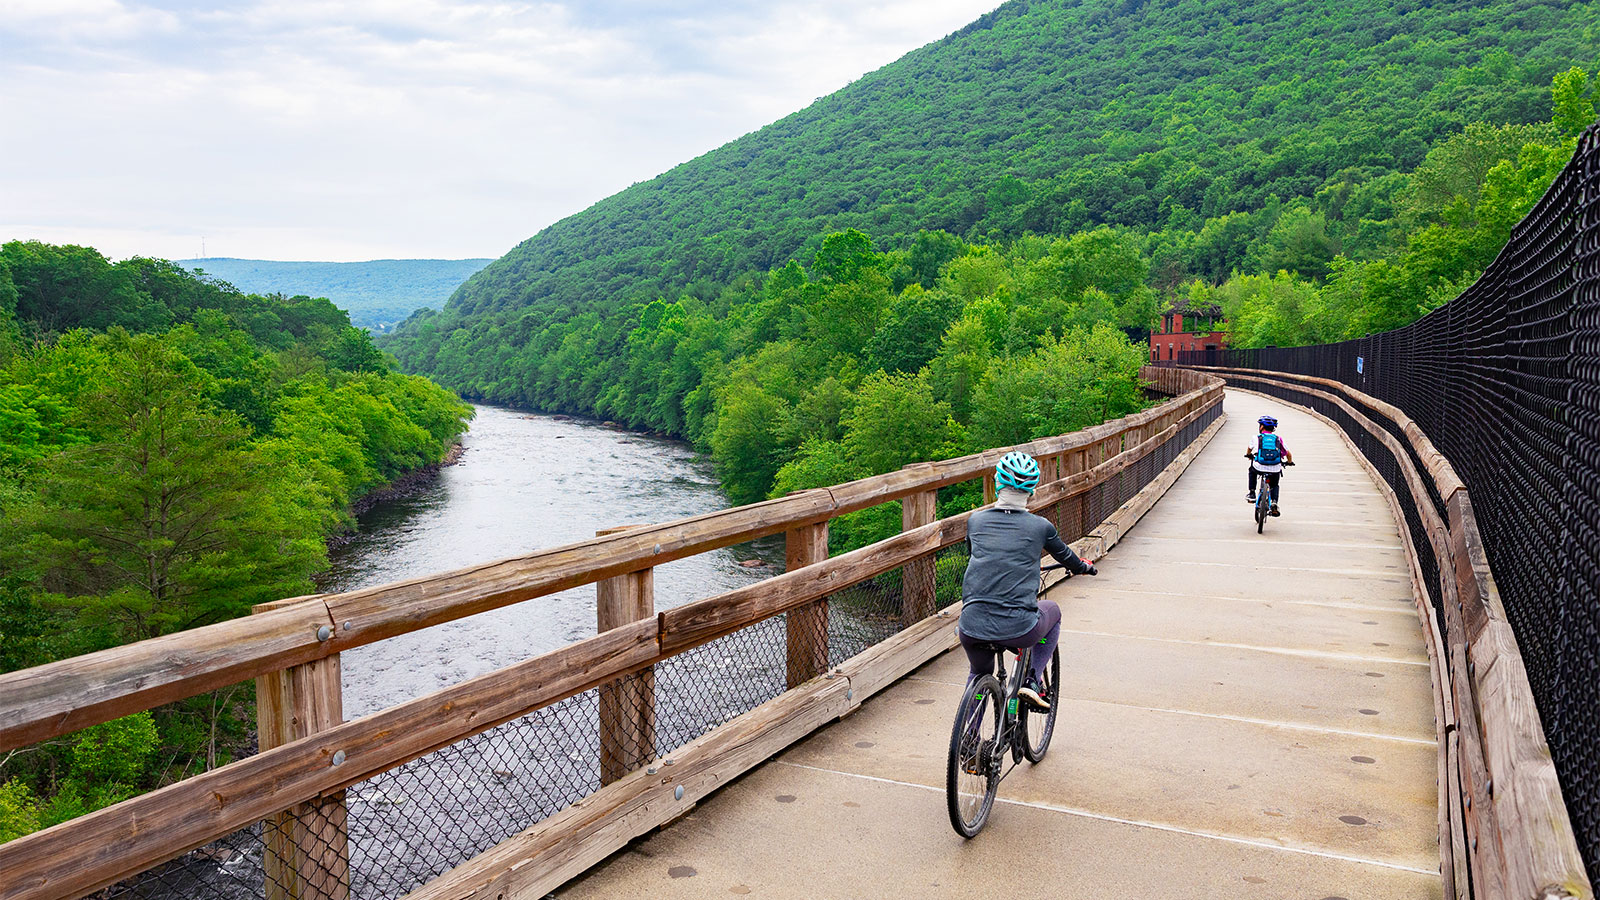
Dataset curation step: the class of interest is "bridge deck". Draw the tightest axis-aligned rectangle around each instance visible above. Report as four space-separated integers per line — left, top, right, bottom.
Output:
559 392 1442 899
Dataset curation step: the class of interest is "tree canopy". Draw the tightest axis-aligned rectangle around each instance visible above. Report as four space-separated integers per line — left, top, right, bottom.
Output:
0 243 471 837
418 0 1597 322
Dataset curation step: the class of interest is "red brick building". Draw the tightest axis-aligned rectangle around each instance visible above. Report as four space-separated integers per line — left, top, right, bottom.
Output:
1149 299 1227 362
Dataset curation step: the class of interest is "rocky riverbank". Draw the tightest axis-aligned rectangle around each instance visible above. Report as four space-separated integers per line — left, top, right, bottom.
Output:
326 443 466 550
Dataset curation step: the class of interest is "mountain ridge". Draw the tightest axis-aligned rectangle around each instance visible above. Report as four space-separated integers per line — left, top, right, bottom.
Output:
184 256 491 331
427 0 1593 322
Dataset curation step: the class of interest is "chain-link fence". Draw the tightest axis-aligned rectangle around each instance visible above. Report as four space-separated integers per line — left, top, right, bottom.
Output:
1039 401 1222 545
64 390 1218 900
1168 123 1600 877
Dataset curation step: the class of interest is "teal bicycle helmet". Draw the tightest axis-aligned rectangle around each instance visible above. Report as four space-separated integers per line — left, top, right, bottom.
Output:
995 451 1040 492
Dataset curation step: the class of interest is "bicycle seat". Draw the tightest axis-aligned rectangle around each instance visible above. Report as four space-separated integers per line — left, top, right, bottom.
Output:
973 642 1025 657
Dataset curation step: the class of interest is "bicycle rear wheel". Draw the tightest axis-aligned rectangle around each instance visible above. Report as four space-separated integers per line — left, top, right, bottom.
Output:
1022 647 1061 762
1255 493 1268 533
946 673 1003 838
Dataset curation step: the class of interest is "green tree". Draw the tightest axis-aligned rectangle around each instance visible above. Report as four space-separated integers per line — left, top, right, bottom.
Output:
1 242 169 334
927 309 997 424
1551 65 1598 138
8 331 322 642
970 324 1146 449
69 712 158 785
1253 206 1339 279
864 284 961 374
905 230 967 289
709 379 794 505
1400 121 1559 229
841 371 965 476
0 779 40 844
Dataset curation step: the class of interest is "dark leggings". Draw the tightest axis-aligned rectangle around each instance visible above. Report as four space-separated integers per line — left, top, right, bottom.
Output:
1248 467 1281 501
960 599 1062 683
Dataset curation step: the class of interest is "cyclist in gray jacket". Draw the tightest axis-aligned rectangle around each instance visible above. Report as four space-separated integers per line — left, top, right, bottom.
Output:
958 451 1095 710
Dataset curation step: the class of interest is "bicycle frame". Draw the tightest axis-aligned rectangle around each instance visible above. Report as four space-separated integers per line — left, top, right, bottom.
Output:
985 560 1071 776
983 644 1034 776
1251 458 1289 534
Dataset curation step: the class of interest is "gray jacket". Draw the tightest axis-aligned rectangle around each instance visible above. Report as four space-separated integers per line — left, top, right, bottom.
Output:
958 506 1088 641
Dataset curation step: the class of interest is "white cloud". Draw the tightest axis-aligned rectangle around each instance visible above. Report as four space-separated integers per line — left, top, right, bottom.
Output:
0 0 1002 261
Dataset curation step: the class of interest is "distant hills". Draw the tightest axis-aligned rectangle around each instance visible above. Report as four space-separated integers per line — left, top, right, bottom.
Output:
183 257 491 331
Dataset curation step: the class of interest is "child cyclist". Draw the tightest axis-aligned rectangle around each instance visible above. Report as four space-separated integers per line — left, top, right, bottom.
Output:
958 451 1095 710
1246 415 1294 515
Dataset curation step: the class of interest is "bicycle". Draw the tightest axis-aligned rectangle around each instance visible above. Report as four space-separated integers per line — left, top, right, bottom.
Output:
945 563 1067 838
1247 453 1295 534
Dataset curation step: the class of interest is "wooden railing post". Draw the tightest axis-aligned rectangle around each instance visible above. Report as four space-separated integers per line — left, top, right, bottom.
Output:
254 624 349 900
785 521 830 687
900 489 939 626
596 527 656 786
982 471 997 504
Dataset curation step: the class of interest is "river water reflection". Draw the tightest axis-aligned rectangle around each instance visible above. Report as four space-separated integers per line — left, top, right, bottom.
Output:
321 404 781 719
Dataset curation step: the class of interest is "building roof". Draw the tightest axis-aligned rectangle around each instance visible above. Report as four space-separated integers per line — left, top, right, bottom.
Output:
1162 296 1223 318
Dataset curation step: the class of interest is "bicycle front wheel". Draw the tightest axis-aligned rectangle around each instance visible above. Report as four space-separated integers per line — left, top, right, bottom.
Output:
946 673 1003 838
1023 647 1061 762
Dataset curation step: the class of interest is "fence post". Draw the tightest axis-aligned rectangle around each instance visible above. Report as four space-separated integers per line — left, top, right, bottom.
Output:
982 471 997 505
1066 448 1087 478
901 488 939 626
1062 448 1089 542
596 527 656 785
785 521 830 687
1042 453 1063 483
254 616 349 900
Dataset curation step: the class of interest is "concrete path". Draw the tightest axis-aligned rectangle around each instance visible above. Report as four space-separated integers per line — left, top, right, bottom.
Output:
559 391 1442 899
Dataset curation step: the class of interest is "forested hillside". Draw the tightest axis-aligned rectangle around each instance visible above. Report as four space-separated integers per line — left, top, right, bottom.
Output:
387 0 1597 521
433 0 1597 317
183 257 491 332
0 242 470 836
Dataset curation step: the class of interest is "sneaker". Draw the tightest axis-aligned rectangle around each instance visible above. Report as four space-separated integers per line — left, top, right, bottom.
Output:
1269 504 1282 517
1019 676 1051 710
1246 491 1256 504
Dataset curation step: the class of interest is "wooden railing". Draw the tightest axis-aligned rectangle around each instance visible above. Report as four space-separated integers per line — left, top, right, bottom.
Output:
1187 366 1592 900
0 366 1223 900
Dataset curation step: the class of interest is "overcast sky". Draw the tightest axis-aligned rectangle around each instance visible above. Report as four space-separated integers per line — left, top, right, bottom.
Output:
0 0 1004 262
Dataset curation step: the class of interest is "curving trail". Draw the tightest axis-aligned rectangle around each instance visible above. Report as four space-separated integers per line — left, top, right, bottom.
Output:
558 391 1442 899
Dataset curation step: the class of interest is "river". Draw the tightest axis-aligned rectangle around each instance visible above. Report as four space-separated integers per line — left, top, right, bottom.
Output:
320 403 782 719
126 404 899 900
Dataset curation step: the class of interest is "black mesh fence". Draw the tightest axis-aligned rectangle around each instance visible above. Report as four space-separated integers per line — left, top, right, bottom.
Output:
76 392 1218 900
1167 124 1600 876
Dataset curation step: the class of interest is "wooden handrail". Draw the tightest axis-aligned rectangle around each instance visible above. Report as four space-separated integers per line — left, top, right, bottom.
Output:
0 619 662 900
0 372 1225 900
1196 367 1591 900
0 370 1219 753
